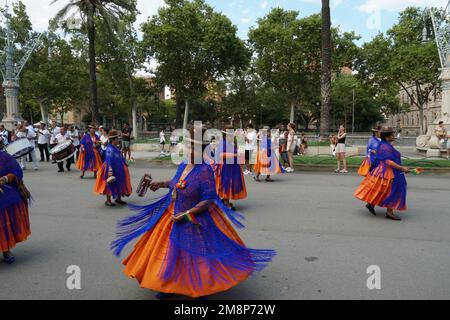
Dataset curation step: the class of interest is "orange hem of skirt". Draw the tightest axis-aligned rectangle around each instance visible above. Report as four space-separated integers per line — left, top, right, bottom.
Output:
0 201 31 252
121 203 251 297
76 149 102 172
93 164 132 197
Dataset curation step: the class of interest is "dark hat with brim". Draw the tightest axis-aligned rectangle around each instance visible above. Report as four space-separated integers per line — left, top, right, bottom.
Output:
371 126 382 132
380 126 395 134
108 129 120 139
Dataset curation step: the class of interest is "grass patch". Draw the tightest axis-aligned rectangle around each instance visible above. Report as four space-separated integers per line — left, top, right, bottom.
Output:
307 141 332 147
149 154 450 169
133 138 159 144
294 156 450 168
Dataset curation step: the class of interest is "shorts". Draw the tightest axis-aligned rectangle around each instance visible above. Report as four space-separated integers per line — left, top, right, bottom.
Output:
122 141 130 149
245 150 253 162
336 143 346 153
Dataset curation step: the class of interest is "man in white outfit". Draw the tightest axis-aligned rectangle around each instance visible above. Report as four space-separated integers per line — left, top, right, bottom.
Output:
24 121 39 171
244 124 257 175
49 121 61 163
0 125 9 146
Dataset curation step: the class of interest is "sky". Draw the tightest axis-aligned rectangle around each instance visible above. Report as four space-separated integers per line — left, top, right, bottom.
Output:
2 0 449 44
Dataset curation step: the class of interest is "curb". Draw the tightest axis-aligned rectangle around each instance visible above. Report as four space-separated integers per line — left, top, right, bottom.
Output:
145 159 450 174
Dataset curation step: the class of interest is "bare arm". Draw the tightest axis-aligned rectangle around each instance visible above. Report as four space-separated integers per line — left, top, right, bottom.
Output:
386 160 410 173
172 199 214 222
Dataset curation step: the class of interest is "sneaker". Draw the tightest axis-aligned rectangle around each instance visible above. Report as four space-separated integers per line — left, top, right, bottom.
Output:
243 170 250 175
340 169 348 174
34 167 38 171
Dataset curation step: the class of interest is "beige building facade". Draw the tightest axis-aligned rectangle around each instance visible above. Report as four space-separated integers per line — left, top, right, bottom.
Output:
385 87 442 136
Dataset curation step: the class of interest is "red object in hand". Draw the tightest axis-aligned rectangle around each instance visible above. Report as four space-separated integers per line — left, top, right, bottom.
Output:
137 174 152 197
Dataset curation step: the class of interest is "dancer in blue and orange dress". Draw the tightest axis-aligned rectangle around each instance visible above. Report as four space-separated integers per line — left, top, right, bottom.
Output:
111 128 275 299
213 125 247 210
94 130 132 207
0 139 31 264
253 127 284 182
76 125 102 179
357 126 381 215
354 127 411 221
358 126 382 177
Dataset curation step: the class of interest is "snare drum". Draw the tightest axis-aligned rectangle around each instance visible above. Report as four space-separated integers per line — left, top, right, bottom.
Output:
50 141 76 162
6 139 34 159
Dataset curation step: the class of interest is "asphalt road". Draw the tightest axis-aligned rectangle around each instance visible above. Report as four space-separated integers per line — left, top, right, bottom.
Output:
1 160 450 300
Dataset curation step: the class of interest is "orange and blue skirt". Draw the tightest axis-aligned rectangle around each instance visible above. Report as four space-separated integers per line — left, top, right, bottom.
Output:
76 148 102 172
354 164 407 211
214 164 247 200
94 163 132 199
253 148 284 176
357 157 372 177
0 201 31 253
122 203 256 297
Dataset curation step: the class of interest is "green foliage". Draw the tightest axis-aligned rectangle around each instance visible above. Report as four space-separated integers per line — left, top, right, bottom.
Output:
355 7 441 133
248 8 360 128
141 0 250 101
331 74 384 131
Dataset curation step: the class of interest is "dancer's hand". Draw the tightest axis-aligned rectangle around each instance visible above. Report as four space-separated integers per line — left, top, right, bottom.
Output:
0 176 7 186
403 167 412 173
171 212 186 223
149 181 163 192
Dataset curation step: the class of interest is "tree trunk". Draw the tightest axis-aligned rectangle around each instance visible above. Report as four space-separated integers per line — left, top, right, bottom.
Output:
175 98 183 128
419 104 424 135
39 101 48 126
290 101 295 123
128 74 138 139
87 7 100 125
183 99 189 130
320 0 332 139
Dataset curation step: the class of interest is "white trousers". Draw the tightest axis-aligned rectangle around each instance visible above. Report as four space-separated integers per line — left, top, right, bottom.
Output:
20 147 38 169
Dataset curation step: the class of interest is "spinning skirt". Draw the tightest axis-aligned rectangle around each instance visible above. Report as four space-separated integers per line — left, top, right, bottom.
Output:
0 201 30 252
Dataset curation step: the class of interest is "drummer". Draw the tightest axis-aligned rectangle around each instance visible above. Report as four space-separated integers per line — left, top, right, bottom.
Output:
0 125 9 146
54 126 73 173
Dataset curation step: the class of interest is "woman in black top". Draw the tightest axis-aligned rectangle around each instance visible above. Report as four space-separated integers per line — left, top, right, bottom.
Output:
336 125 348 173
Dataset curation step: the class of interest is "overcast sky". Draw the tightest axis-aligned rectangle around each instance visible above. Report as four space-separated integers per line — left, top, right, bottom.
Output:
3 0 448 43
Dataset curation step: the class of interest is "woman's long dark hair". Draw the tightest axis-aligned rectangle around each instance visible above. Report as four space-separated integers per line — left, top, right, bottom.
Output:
381 132 394 142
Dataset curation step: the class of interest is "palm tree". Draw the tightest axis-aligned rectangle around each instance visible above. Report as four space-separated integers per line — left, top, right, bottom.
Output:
320 0 332 138
52 0 134 124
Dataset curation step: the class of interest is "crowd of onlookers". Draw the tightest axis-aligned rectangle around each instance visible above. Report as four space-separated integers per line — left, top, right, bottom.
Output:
158 123 309 173
0 121 135 171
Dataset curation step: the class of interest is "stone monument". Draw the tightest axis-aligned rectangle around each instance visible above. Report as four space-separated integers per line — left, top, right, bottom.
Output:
0 1 41 130
416 4 450 156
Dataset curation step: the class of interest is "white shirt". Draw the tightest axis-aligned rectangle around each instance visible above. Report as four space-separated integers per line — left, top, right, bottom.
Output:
100 135 108 150
38 129 50 144
160 131 166 143
70 129 80 146
15 130 27 140
50 126 61 145
245 130 257 151
55 132 71 144
26 125 37 140
0 130 9 145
